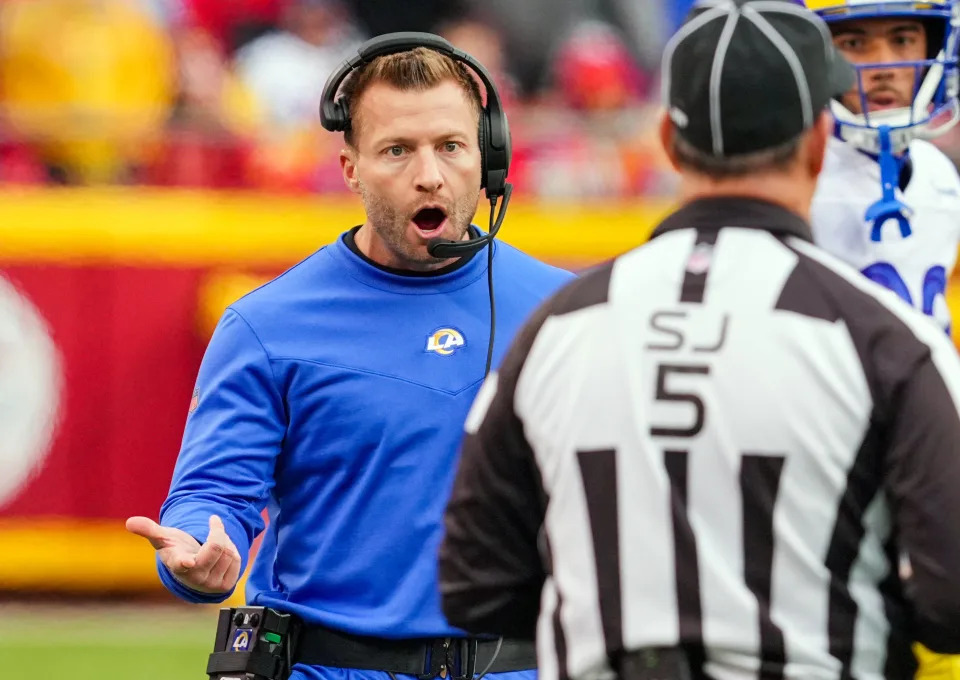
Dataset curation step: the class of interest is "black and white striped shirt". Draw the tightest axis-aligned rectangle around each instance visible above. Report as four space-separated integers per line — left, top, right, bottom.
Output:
439 197 960 680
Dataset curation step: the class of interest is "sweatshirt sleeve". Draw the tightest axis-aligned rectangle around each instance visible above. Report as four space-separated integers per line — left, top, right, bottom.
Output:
157 308 286 603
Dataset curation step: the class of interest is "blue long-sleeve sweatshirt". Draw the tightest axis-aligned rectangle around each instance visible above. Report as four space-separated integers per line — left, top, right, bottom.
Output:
157 228 572 679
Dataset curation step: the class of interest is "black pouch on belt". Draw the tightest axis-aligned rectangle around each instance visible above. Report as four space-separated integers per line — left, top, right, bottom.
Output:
206 606 302 680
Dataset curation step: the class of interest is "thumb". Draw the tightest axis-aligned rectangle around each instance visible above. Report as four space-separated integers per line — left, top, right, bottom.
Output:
207 515 236 551
208 514 227 538
125 516 166 551
207 514 241 561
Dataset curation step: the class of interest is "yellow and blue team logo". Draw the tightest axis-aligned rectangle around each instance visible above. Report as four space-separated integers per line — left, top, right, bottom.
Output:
425 327 466 356
231 629 251 651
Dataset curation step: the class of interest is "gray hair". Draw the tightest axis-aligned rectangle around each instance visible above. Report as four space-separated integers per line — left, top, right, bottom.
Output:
670 129 803 179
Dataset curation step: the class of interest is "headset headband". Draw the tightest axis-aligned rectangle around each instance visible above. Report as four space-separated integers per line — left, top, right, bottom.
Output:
319 32 508 153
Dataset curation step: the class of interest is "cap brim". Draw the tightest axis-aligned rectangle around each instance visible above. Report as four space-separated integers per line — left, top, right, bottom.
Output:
828 48 856 99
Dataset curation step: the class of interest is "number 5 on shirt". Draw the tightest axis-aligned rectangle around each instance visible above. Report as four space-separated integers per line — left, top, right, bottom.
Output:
644 361 788 666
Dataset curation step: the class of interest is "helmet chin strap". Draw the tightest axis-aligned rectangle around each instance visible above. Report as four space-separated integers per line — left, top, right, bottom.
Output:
865 125 913 242
830 101 915 154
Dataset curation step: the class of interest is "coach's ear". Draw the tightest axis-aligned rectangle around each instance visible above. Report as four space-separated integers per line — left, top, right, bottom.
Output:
340 146 361 195
659 111 683 173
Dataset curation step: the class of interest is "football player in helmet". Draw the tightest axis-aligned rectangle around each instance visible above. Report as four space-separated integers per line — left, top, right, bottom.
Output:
804 0 960 677
805 0 960 336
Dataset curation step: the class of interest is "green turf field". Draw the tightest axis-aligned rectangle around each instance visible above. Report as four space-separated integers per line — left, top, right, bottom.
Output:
0 602 216 679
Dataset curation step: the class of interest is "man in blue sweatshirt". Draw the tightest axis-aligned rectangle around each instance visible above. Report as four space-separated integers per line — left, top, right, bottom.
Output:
126 35 572 680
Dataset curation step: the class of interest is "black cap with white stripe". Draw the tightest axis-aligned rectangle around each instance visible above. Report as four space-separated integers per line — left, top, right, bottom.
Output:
663 0 855 157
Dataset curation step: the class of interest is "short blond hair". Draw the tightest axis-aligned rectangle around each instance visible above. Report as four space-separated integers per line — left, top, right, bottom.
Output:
339 47 484 147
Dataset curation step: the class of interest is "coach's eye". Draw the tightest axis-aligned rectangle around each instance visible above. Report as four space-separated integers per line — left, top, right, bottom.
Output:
387 146 405 157
442 142 461 153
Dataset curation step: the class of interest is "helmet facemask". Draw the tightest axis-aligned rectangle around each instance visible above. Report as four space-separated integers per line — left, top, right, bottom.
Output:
825 2 960 154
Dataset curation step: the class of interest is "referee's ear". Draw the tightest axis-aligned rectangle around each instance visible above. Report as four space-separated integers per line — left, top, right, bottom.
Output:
805 111 832 180
658 111 683 173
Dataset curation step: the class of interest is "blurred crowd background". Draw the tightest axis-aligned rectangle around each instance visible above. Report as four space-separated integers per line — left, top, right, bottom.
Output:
4 3 960 677
6 0 960 197
0 0 722 198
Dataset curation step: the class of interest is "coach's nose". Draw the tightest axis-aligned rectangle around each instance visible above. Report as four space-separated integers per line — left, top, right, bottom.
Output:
414 147 444 193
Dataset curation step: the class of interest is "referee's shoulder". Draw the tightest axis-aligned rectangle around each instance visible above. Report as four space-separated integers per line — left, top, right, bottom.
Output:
534 257 616 319
501 258 617 369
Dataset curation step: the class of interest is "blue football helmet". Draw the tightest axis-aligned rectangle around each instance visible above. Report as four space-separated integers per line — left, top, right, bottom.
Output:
801 0 960 153
800 0 960 238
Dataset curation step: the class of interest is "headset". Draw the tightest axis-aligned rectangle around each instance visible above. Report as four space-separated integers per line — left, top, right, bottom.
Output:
319 32 515 375
319 32 513 260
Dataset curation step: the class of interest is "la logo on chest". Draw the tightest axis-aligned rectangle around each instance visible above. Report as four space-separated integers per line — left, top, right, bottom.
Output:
425 327 466 356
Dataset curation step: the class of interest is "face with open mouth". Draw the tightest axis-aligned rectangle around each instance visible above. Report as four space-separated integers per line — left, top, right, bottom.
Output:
357 187 480 269
831 17 928 117
340 80 484 271
411 204 454 240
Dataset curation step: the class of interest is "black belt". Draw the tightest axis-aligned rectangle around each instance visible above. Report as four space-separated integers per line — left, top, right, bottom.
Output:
617 647 708 680
294 624 536 678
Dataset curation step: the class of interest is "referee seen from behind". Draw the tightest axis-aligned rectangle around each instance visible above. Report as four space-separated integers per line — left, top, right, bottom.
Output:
438 1 960 679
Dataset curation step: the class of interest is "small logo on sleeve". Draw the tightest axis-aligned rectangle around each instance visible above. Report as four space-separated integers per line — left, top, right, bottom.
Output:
425 328 466 356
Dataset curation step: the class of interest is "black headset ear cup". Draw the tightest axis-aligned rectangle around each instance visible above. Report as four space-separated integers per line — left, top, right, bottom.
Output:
336 98 351 133
501 113 511 176
478 113 489 192
481 109 508 199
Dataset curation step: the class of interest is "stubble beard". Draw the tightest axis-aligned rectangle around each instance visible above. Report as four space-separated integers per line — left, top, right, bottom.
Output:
359 182 481 268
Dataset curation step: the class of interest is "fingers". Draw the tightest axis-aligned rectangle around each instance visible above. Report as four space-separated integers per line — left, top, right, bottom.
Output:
209 515 240 563
169 550 200 574
183 546 241 594
128 515 204 579
207 546 241 591
125 516 166 550
194 515 239 569
190 535 226 576
127 517 202 554
220 550 243 592
129 513 241 594
179 515 242 593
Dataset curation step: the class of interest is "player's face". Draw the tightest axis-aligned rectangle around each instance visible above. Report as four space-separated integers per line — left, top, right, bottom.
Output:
341 80 482 271
831 18 928 115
